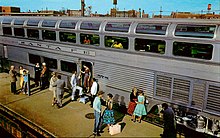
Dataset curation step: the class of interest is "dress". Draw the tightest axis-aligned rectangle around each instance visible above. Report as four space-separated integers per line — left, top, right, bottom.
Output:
127 92 138 115
83 68 90 88
103 99 115 125
133 95 147 117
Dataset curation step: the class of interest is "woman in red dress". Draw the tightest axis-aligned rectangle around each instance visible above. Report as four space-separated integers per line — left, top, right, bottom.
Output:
127 87 138 121
81 65 91 93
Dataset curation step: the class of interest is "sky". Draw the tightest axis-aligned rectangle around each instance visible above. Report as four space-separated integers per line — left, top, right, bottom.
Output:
1 0 220 15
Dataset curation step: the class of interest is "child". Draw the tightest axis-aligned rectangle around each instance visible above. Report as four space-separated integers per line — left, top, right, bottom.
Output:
22 70 29 95
103 93 115 131
133 90 147 123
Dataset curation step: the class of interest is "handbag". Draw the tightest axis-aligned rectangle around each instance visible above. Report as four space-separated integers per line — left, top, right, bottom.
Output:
109 123 121 135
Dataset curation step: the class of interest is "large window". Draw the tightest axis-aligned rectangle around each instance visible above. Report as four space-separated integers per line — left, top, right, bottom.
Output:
42 30 56 41
2 18 12 25
43 57 57 69
27 19 40 26
27 29 39 39
80 21 101 31
42 20 57 28
14 19 25 25
173 42 213 60
175 25 215 38
80 33 99 46
61 61 77 73
105 22 131 32
3 27 12 36
59 20 77 29
135 38 165 54
105 36 128 49
14 28 25 37
136 23 168 35
59 32 76 43
29 54 41 64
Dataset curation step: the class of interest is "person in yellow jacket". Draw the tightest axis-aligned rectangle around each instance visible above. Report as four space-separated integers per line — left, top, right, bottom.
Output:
112 41 123 49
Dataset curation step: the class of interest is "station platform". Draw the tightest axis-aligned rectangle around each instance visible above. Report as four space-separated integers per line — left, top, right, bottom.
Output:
0 73 164 137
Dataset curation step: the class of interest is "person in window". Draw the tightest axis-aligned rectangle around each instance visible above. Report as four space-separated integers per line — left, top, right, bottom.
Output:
112 41 123 49
81 65 91 93
83 36 91 45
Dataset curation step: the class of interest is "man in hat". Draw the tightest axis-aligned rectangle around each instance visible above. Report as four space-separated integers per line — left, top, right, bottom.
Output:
9 65 17 94
93 90 105 136
52 75 65 108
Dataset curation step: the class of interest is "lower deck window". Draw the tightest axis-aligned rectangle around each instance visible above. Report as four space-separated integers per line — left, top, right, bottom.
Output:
43 57 57 69
29 54 41 64
135 38 165 54
80 33 99 46
173 42 213 60
59 32 76 43
27 29 39 39
42 30 56 41
61 61 77 73
105 36 128 49
14 28 25 37
3 27 12 36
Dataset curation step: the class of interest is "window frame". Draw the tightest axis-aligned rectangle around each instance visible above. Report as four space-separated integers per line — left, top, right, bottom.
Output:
105 22 131 33
43 57 57 69
3 27 12 36
42 30 56 41
104 35 129 50
29 54 41 64
14 28 25 37
80 33 100 46
59 20 78 29
61 60 77 73
59 31 76 43
135 23 168 35
27 29 39 39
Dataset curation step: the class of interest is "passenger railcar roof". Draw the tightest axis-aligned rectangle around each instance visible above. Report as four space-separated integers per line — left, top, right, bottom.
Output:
1 16 220 24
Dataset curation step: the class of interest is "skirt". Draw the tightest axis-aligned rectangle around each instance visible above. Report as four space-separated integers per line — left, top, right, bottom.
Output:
127 101 136 115
103 109 115 125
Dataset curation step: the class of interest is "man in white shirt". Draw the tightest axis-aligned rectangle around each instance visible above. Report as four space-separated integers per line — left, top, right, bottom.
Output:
70 70 77 101
90 78 98 107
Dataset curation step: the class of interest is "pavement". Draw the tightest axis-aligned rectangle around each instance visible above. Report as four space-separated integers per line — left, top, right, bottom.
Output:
0 73 164 137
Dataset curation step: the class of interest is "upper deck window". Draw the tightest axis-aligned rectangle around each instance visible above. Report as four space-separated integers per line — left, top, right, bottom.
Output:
42 20 57 28
136 23 168 35
59 20 77 29
175 25 215 38
173 42 213 60
2 18 13 25
14 19 26 25
105 22 131 32
80 21 101 31
27 19 41 26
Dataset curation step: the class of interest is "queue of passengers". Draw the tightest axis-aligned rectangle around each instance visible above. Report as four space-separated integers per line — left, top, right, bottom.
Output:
9 64 176 137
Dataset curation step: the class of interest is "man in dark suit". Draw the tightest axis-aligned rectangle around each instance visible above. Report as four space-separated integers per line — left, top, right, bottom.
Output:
52 75 65 108
9 65 17 94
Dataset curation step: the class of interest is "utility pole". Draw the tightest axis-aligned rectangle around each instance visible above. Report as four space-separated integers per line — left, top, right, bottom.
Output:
81 0 85 16
159 6 162 18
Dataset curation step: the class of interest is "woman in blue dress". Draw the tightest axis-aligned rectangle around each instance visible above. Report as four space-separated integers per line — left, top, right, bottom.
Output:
133 90 147 123
103 93 115 130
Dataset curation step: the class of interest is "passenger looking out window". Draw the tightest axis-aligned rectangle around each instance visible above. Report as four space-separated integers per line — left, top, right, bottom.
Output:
105 36 128 50
83 37 91 45
111 41 123 49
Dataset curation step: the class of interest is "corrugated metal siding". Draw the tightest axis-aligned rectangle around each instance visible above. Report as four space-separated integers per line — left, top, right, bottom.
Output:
191 81 205 109
172 78 190 105
94 62 155 97
206 85 220 113
155 75 172 99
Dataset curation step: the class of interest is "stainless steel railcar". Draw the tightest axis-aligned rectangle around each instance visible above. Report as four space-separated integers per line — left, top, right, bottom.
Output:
0 16 219 136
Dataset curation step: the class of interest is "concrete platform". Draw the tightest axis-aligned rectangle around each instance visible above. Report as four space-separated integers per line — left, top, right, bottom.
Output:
0 73 163 137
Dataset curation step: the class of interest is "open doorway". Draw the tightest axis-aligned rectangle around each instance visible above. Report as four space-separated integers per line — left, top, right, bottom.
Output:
81 61 93 93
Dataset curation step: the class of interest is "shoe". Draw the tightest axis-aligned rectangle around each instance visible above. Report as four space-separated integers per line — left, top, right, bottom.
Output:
96 133 101 136
93 132 96 136
138 120 141 123
131 118 133 121
98 130 104 133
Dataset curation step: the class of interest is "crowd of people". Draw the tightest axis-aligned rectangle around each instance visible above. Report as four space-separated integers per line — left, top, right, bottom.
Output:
8 63 176 137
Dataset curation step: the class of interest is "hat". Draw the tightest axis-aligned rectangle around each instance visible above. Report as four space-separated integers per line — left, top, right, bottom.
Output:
97 91 105 96
42 62 46 66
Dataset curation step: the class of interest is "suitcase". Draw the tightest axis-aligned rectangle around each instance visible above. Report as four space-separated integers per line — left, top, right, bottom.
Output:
79 96 89 104
109 124 121 135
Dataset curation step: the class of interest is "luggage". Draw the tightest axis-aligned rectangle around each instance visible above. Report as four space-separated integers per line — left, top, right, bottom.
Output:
79 96 89 104
109 123 121 135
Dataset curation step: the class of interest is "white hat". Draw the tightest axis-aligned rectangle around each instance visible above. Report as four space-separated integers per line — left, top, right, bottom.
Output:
42 62 46 66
